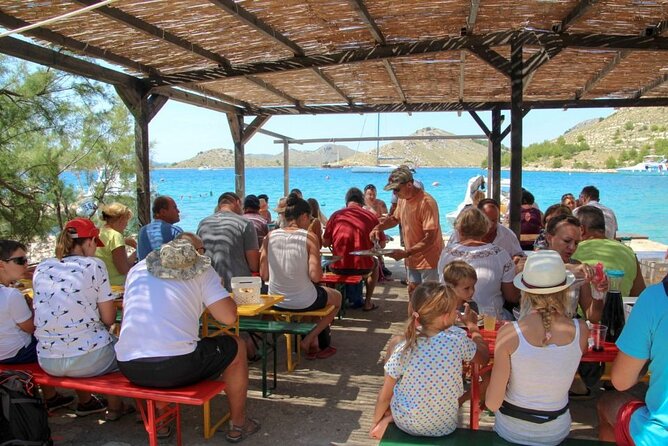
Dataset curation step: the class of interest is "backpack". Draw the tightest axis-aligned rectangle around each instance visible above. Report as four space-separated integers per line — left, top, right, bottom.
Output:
0 371 52 446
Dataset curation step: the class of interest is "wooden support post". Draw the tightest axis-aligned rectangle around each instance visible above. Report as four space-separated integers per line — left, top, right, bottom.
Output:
509 40 524 237
227 113 245 198
491 109 502 204
283 140 290 196
115 87 167 226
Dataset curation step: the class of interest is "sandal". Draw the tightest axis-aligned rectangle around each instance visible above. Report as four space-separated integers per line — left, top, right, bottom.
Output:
225 418 260 443
305 348 318 360
105 403 136 422
157 424 173 439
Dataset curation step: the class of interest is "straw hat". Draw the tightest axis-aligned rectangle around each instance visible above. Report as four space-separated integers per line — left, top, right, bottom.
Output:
513 250 575 294
146 239 210 280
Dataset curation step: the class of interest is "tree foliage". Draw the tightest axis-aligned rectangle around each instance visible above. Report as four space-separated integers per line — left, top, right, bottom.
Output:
0 57 135 242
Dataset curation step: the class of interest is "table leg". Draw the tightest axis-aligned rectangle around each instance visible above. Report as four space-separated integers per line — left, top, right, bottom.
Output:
470 363 480 430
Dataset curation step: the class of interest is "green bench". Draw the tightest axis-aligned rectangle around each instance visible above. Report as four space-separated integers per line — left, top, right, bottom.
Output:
237 318 316 397
380 424 615 445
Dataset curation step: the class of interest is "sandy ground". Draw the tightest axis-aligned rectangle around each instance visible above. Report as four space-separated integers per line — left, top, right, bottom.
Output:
40 244 655 446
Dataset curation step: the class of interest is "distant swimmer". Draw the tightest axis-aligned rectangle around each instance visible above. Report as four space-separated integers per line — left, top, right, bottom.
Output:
325 175 330 180
432 181 440 187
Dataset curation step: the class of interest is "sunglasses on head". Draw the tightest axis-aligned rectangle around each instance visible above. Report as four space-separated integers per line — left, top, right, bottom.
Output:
4 256 28 266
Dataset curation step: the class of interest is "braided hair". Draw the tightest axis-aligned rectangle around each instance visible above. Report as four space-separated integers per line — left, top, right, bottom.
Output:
521 289 569 345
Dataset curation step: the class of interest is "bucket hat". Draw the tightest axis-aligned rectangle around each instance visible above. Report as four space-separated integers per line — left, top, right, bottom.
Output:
146 239 210 280
513 250 575 294
65 218 104 247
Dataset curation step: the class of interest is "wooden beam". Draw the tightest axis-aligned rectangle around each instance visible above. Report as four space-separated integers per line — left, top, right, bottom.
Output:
241 115 271 145
145 31 668 87
0 11 160 77
559 0 597 32
73 0 232 69
348 0 385 44
459 51 466 102
509 39 524 238
466 46 511 78
244 75 302 108
208 0 304 56
490 109 502 203
468 111 490 137
152 87 242 114
311 68 353 104
147 95 168 122
273 134 486 144
382 59 407 103
227 113 245 198
0 36 143 90
467 0 481 32
632 73 668 99
575 51 629 99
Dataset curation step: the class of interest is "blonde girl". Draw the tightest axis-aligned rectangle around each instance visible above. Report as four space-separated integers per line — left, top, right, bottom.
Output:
486 250 589 446
370 282 488 439
96 202 136 286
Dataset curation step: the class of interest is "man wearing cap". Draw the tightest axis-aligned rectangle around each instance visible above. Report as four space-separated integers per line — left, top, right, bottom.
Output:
324 187 386 311
137 196 182 261
371 167 443 296
115 237 259 442
242 194 269 247
197 192 259 291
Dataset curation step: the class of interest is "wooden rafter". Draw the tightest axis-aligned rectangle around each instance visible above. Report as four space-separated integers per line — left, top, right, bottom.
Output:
152 87 242 114
0 10 160 77
73 0 232 69
244 75 302 108
467 46 511 78
349 0 407 102
241 115 271 145
633 73 668 99
460 0 481 101
348 0 385 44
559 0 597 32
144 31 668 87
575 23 666 99
208 0 303 56
0 35 142 90
210 0 355 106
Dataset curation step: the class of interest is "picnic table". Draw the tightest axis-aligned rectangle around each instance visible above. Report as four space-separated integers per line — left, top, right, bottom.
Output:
468 326 620 429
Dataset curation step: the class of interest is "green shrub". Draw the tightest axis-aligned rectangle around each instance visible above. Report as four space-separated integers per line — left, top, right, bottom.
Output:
605 157 618 169
624 122 634 131
552 159 563 168
650 125 659 132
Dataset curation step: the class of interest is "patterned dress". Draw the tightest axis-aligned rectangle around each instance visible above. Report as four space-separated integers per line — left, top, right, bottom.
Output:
385 327 477 436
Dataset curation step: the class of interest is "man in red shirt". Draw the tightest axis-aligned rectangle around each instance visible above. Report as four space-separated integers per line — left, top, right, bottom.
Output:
323 187 386 311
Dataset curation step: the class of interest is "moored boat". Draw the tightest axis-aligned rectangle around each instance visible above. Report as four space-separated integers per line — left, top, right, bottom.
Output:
617 155 667 175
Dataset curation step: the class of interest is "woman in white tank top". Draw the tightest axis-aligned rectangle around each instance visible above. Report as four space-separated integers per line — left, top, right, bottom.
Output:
260 194 341 357
486 250 590 446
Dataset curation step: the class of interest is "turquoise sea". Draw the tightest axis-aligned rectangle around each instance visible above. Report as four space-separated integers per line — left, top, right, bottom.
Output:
150 167 668 245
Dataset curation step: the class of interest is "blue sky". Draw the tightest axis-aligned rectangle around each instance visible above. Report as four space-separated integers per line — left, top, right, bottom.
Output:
149 102 616 163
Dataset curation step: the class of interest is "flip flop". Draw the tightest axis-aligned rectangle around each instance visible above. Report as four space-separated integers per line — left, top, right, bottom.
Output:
316 346 337 359
305 348 318 360
363 303 379 312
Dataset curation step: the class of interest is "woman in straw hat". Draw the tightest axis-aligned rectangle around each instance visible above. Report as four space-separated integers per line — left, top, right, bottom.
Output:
486 250 590 446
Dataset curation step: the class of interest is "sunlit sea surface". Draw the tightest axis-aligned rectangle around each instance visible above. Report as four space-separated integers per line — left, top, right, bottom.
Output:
149 167 668 245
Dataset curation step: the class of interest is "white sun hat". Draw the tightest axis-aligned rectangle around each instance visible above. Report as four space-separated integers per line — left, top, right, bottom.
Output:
513 250 575 294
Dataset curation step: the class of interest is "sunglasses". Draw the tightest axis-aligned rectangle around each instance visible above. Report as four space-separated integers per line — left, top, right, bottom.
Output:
4 256 28 266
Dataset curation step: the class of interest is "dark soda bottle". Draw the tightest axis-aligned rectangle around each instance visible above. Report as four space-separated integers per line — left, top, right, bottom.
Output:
601 270 626 342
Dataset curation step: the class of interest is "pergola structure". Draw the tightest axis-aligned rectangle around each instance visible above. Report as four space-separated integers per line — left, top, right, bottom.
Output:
1 1 667 235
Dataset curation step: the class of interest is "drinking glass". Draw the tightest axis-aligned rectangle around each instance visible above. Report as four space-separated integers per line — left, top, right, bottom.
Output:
590 324 608 352
481 307 498 331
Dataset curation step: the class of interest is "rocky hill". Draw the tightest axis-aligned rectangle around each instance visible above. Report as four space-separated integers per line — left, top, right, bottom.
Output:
524 107 668 169
171 127 488 168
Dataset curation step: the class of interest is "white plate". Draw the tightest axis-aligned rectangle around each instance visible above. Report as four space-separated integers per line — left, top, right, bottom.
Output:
350 249 395 256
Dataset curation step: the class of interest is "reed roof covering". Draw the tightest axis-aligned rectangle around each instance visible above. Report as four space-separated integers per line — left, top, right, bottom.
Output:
1 0 667 115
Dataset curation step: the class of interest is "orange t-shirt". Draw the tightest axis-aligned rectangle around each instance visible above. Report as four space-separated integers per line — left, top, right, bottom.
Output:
394 190 443 270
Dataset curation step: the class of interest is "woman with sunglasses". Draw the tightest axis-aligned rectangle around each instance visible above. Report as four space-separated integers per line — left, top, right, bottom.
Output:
0 240 74 410
32 218 132 421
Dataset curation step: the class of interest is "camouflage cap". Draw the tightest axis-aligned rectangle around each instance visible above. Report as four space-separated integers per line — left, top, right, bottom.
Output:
146 239 210 280
383 167 414 191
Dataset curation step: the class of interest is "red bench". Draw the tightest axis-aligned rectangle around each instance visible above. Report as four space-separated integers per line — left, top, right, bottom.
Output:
0 363 228 446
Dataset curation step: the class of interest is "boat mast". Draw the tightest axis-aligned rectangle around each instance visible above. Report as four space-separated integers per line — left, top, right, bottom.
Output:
376 113 380 166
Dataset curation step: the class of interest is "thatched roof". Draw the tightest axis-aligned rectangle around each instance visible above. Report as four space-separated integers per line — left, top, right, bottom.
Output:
1 0 667 115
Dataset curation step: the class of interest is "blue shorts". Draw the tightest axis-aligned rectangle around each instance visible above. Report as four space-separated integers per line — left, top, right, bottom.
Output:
407 268 439 284
0 336 38 364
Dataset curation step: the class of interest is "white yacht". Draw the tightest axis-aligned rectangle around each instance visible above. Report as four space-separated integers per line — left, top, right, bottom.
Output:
617 155 667 174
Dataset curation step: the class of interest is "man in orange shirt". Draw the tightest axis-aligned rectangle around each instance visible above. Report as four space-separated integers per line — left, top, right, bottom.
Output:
371 167 443 296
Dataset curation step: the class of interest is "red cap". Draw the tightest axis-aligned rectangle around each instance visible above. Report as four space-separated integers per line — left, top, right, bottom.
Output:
64 218 104 247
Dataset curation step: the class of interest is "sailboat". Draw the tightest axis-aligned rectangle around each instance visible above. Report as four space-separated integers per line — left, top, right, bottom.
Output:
351 113 401 173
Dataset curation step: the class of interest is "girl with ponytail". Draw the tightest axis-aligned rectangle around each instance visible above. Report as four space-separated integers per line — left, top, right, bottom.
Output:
486 250 590 445
370 282 489 439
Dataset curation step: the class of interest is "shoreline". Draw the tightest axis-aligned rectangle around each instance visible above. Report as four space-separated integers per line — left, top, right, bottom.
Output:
152 166 620 174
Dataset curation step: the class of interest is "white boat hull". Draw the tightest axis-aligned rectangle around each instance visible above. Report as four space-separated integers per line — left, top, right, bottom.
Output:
350 165 397 173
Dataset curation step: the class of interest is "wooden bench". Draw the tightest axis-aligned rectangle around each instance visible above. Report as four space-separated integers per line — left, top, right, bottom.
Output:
0 363 228 446
380 424 615 445
237 318 316 397
261 305 336 371
319 273 363 318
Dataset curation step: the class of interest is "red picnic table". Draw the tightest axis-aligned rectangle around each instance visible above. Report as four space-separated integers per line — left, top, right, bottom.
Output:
469 326 619 429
